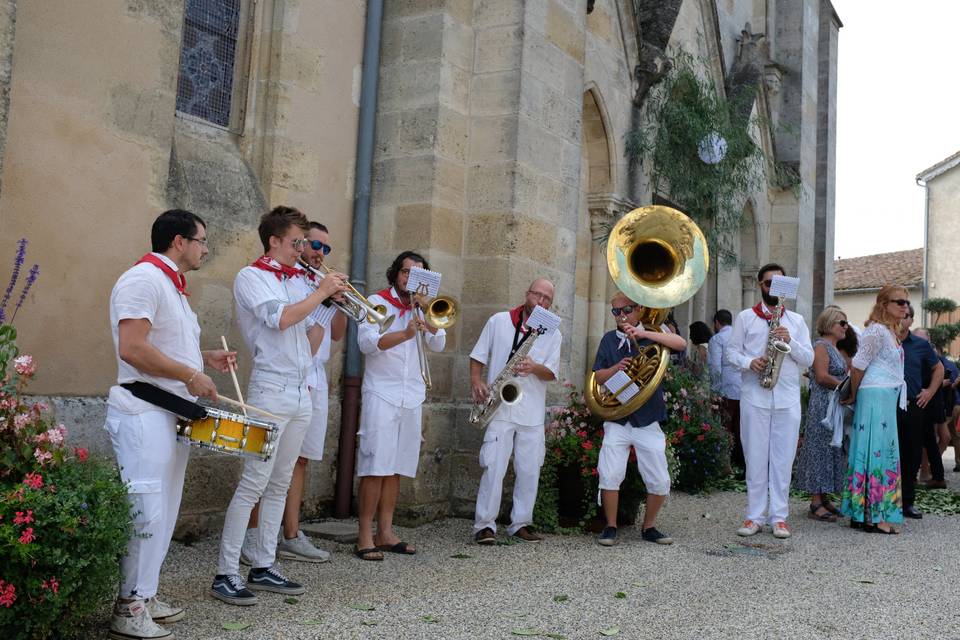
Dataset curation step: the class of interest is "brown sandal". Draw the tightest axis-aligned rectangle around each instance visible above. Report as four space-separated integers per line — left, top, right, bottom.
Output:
807 503 837 522
353 547 384 561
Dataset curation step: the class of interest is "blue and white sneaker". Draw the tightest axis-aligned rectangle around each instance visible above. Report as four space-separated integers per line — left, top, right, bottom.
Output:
247 565 306 595
210 574 258 606
597 526 618 547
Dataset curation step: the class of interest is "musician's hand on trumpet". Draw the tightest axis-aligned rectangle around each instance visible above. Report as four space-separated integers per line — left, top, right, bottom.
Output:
312 270 350 300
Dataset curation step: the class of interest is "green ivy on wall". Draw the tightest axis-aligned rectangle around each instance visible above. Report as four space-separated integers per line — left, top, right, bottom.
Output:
625 52 793 267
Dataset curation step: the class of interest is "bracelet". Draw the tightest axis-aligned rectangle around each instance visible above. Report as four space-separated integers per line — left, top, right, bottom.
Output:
185 369 200 385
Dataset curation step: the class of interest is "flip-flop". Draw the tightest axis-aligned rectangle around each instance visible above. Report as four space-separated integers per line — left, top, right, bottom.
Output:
353 547 384 561
376 541 416 555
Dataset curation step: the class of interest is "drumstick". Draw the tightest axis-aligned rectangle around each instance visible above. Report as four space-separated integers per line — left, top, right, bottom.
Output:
218 395 283 421
221 335 246 417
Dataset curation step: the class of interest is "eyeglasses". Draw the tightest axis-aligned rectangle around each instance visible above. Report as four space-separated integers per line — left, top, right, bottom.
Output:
184 236 208 247
528 290 553 303
287 238 308 250
889 299 910 306
308 240 331 255
611 305 638 317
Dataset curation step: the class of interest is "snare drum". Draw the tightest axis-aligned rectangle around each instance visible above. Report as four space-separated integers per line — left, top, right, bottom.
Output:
177 407 277 461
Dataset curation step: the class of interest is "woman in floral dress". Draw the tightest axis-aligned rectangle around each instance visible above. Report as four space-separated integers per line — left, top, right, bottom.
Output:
840 285 909 534
794 306 850 521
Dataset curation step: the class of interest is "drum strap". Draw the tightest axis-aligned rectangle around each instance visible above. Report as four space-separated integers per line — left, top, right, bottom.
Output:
120 382 207 420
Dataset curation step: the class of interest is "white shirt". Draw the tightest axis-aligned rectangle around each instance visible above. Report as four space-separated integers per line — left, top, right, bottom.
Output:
291 275 337 389
725 304 814 409
707 325 741 400
469 310 562 427
107 253 203 414
357 287 446 408
234 262 318 381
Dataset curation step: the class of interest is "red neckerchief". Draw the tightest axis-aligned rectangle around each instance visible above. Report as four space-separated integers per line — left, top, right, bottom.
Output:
752 302 782 321
378 287 411 318
251 255 301 281
298 264 318 284
136 253 188 296
509 304 529 334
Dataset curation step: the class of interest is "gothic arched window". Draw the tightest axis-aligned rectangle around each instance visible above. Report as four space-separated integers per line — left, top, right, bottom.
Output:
175 0 244 129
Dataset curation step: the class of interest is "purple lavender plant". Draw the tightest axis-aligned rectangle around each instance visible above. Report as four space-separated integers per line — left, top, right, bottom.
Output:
10 263 39 323
0 238 27 324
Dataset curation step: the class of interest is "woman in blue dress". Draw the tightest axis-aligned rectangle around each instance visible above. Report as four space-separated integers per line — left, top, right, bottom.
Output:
840 285 908 534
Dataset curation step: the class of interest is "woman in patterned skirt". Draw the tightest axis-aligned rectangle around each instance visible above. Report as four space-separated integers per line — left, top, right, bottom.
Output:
840 285 908 534
794 306 851 522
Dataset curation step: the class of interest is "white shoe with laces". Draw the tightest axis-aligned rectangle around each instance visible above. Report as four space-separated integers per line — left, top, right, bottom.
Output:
145 596 184 624
109 599 172 640
772 521 792 539
277 530 331 563
736 519 762 537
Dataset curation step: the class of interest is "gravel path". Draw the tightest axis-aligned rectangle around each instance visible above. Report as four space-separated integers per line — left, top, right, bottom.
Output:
86 480 960 640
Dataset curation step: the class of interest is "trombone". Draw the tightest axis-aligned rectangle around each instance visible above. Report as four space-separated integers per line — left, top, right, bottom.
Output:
298 259 395 335
411 284 459 389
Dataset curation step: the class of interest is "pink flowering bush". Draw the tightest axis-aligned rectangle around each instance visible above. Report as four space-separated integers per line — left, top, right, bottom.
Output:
0 325 132 639
660 361 732 492
533 382 679 532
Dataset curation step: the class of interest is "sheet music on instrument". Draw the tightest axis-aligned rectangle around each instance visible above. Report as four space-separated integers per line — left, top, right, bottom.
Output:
526 305 561 334
604 370 640 403
769 275 799 300
406 266 441 297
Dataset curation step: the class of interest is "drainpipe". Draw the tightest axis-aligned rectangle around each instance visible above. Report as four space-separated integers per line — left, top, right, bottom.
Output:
335 0 383 518
917 176 929 327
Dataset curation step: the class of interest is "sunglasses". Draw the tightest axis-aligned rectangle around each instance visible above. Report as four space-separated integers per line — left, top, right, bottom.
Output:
308 240 332 255
890 299 910 306
837 320 848 327
611 305 638 317
761 279 773 288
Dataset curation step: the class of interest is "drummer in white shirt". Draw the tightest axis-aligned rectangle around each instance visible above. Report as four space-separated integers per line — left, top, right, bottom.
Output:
725 264 814 540
107 209 235 640
354 251 446 561
211 207 348 606
469 278 562 545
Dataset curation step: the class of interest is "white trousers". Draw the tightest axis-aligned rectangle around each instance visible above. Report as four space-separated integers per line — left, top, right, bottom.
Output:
473 419 545 535
740 402 801 524
597 421 671 496
300 371 329 461
105 407 189 600
217 372 311 575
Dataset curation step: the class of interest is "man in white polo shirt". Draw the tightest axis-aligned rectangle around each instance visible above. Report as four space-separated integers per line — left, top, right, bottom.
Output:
107 209 236 640
354 251 446 561
211 207 347 605
469 278 561 544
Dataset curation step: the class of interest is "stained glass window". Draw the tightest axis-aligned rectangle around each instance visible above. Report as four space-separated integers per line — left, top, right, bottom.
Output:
175 0 241 128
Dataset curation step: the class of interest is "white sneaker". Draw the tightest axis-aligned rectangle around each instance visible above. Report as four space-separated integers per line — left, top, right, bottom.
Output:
239 527 257 566
736 520 762 536
278 530 331 563
772 521 792 539
145 596 184 624
109 600 173 640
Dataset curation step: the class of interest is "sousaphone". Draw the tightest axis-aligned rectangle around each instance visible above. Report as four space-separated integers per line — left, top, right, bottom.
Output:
585 205 709 420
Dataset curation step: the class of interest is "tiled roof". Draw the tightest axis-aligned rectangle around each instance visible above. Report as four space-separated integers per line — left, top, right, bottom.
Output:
834 248 923 292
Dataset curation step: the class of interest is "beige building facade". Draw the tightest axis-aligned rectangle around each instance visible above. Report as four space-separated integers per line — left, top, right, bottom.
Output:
0 0 840 534
833 248 922 331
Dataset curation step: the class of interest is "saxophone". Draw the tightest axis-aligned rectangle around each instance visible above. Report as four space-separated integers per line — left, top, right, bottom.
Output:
468 327 546 428
758 299 791 389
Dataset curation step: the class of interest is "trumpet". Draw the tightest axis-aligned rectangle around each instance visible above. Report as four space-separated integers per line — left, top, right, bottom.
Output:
411 286 459 389
298 259 395 335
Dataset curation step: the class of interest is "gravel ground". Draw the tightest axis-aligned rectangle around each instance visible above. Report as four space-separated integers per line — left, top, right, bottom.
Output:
85 478 960 640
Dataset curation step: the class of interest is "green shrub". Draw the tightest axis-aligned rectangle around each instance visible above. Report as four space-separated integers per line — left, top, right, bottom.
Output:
0 326 133 639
